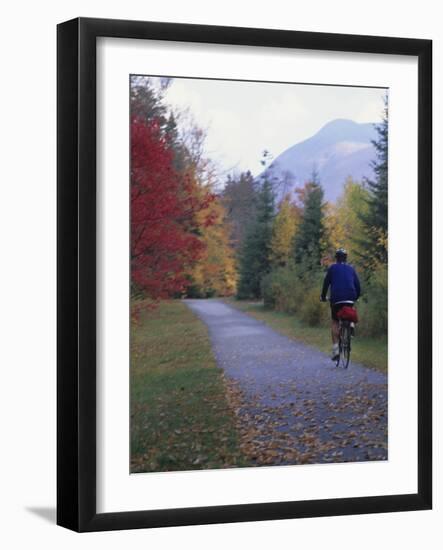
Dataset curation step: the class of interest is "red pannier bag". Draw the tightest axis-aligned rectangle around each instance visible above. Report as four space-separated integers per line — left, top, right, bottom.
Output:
337 305 359 323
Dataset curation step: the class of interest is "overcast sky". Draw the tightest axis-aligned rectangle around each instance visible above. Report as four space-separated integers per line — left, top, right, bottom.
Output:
158 76 386 177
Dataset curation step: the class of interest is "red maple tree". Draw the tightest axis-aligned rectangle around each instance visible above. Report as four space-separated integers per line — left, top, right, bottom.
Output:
131 117 214 300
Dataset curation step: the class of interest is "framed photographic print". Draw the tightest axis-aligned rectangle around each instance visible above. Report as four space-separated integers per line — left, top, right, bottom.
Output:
57 17 432 531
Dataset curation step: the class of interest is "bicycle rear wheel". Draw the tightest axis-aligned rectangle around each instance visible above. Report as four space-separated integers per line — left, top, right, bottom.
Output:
339 323 351 368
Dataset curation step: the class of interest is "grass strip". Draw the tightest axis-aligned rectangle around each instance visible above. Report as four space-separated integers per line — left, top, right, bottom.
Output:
131 299 246 473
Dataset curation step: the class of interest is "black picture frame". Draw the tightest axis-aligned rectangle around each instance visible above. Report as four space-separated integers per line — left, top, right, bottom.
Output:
57 17 432 532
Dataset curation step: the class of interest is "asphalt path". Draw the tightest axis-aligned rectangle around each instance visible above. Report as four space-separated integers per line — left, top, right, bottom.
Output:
185 299 387 465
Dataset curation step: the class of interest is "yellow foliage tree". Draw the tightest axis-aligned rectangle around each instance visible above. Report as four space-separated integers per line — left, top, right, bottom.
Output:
190 196 237 296
269 196 299 267
323 202 344 251
337 178 370 267
322 178 370 269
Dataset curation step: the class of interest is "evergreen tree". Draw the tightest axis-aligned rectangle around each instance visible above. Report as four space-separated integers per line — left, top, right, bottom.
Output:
222 171 258 252
164 112 188 171
293 172 325 271
237 178 275 298
130 76 169 128
360 95 388 265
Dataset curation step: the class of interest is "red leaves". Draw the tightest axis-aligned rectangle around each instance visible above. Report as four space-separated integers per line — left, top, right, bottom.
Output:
131 117 214 299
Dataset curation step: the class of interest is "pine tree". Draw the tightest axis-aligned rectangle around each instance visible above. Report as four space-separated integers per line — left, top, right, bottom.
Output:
361 95 388 265
222 171 258 252
130 76 169 128
164 112 189 172
237 178 275 298
293 172 325 271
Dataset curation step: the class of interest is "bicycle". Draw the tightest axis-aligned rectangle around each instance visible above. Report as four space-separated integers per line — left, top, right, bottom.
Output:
336 313 354 369
321 298 356 369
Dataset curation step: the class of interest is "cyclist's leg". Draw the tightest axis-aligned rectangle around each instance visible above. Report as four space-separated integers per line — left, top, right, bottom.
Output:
330 303 340 343
331 319 339 344
331 303 342 344
330 304 340 360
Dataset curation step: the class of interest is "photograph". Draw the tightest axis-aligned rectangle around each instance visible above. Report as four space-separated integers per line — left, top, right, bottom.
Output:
0 0 436 542
129 74 389 474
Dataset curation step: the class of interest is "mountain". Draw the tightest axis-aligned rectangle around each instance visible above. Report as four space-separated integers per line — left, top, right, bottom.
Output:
260 119 377 203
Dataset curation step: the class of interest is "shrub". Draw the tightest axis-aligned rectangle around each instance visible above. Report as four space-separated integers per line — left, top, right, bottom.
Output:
357 262 387 337
258 259 388 337
299 284 329 326
262 264 329 327
262 265 301 313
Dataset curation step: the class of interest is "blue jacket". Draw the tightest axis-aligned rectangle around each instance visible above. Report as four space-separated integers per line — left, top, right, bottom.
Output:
321 262 361 304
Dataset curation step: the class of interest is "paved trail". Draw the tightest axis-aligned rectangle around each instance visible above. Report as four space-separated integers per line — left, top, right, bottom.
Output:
185 299 387 465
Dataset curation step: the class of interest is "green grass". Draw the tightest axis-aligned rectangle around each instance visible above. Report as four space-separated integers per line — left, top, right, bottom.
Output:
225 298 387 373
131 299 245 473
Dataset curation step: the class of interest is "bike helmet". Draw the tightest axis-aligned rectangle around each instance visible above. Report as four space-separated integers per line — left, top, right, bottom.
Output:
335 247 348 261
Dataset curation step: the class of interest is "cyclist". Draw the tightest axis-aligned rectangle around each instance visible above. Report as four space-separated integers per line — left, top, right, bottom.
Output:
321 248 361 361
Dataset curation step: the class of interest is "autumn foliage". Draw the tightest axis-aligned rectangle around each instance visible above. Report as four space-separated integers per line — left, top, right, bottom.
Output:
188 197 237 297
130 76 387 338
131 117 213 300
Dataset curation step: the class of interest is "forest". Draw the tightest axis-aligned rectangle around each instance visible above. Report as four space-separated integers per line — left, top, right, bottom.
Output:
131 76 388 338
